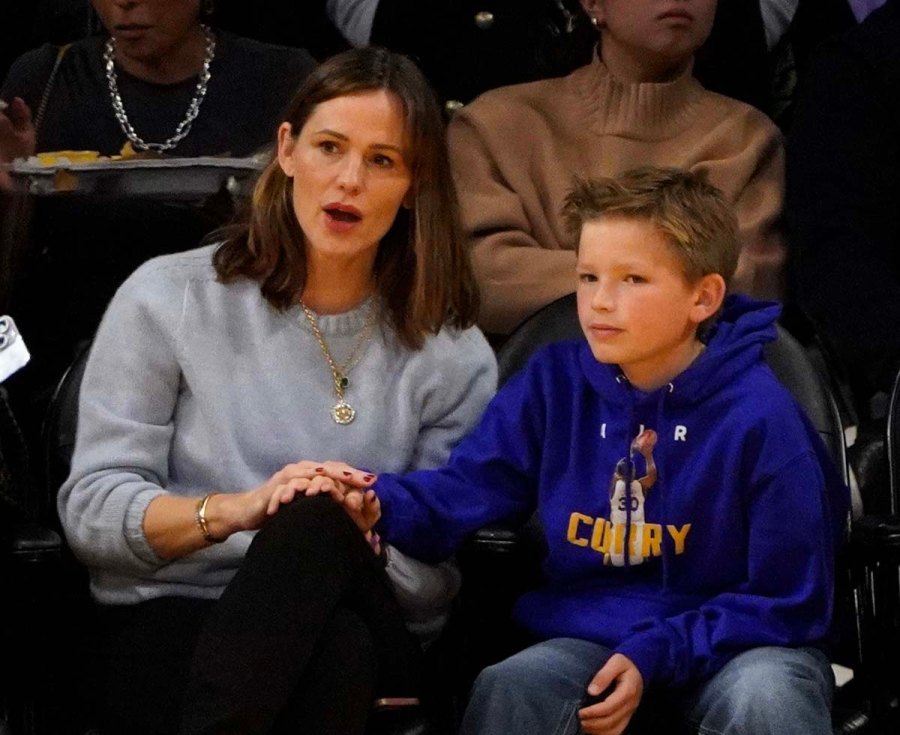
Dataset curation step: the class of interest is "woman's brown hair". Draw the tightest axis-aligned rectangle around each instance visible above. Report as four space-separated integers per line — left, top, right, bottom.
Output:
213 47 479 349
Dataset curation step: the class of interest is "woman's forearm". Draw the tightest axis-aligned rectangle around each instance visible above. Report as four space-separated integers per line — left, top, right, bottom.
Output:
144 492 244 560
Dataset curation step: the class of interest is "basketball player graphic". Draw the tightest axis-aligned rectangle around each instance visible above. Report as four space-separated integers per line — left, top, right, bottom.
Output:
605 428 658 566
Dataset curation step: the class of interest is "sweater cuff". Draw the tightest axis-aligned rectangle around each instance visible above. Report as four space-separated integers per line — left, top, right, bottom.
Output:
124 488 167 565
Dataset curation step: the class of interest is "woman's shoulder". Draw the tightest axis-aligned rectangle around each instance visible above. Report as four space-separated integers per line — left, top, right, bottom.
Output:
4 43 58 76
452 69 579 130
2 37 102 99
696 85 781 142
121 245 220 300
2 42 67 95
437 321 493 347
414 324 497 375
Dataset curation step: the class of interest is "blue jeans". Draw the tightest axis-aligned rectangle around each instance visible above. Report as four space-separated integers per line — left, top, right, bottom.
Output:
460 638 834 735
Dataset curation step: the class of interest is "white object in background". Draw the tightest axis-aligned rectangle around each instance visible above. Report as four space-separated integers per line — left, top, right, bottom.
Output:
832 663 855 688
0 315 30 382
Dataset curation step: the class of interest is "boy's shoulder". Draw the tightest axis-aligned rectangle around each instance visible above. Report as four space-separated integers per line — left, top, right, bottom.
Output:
506 339 587 383
702 359 821 453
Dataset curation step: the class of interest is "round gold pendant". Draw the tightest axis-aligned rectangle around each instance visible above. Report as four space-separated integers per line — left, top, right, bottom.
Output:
332 400 356 425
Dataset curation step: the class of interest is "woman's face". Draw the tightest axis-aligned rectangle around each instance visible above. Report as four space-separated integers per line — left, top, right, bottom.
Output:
277 90 414 263
91 0 202 64
582 0 717 74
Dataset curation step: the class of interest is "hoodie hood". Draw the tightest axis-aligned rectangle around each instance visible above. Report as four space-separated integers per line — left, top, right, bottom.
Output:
580 294 781 406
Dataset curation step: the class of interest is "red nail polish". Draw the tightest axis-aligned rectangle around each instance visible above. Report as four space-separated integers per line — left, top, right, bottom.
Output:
343 471 352 477
364 475 374 481
315 467 324 472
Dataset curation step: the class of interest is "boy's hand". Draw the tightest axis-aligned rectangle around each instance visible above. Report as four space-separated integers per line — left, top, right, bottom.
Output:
345 488 382 533
578 653 643 735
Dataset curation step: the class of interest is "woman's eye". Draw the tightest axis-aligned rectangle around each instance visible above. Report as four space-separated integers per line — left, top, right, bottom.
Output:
318 140 340 154
578 273 597 283
624 274 646 284
371 154 394 168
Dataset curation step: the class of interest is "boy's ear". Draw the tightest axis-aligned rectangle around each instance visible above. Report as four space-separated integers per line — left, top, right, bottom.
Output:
690 273 726 324
276 122 296 178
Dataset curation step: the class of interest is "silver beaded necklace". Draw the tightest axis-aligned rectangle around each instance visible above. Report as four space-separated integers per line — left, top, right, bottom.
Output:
103 24 216 153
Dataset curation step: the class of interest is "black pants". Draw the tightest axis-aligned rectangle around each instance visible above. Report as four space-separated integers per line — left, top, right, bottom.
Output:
97 496 423 735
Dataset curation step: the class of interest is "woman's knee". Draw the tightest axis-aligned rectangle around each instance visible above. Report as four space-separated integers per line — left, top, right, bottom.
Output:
251 494 358 552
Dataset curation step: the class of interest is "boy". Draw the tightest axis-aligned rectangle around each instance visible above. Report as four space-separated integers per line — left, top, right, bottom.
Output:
304 167 848 734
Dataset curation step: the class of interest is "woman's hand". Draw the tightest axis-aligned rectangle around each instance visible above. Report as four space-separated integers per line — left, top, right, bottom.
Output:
0 97 36 190
260 460 382 536
205 461 376 537
305 461 378 497
269 461 381 533
578 654 644 735
256 460 367 514
144 462 375 560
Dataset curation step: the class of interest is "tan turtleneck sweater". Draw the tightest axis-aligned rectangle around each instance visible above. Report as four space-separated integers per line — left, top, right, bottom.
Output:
448 55 786 335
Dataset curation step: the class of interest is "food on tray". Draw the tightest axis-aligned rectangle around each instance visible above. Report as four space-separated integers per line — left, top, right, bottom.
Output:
31 142 164 167
35 150 102 165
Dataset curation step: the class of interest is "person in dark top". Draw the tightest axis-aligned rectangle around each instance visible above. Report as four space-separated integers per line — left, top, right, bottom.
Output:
786 0 900 402
0 0 316 470
0 0 315 166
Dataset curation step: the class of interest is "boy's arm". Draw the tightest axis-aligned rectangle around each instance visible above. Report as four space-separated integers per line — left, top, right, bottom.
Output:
614 449 843 689
372 364 547 563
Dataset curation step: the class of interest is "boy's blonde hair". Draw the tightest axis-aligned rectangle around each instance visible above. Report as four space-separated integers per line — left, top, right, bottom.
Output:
562 167 739 287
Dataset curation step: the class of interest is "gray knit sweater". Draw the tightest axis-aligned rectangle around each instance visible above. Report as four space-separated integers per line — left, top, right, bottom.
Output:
58 245 497 636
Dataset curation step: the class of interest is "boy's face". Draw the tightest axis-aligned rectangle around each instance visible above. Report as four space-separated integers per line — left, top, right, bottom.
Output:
576 216 723 391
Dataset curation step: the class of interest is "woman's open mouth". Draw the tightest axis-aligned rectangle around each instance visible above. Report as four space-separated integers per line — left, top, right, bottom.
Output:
323 204 363 232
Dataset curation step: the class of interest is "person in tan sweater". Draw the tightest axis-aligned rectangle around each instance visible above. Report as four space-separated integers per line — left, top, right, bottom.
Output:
449 0 785 336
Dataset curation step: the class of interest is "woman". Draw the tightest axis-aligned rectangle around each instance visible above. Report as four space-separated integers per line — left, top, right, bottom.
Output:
449 0 786 336
57 47 496 734
0 0 316 166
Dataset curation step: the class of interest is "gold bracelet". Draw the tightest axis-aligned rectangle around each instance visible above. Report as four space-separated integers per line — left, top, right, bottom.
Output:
195 493 222 544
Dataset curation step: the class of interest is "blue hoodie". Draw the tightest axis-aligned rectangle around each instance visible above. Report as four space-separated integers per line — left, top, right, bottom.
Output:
374 296 850 688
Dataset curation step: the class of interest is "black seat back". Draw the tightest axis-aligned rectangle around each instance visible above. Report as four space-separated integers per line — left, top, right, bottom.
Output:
886 367 900 516
497 294 584 385
41 339 91 526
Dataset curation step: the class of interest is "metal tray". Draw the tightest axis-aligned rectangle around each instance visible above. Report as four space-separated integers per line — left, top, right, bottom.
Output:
5 156 266 198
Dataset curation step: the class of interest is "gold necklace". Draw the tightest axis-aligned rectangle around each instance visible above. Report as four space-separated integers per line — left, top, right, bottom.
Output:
300 301 378 425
